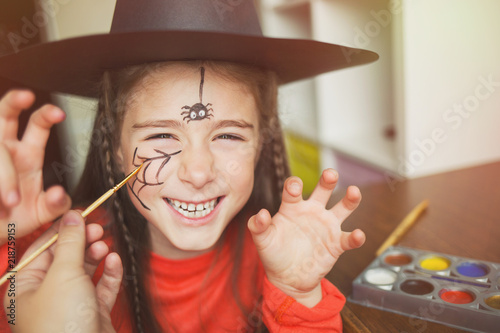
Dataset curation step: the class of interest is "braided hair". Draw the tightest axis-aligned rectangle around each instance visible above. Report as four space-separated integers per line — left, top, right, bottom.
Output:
73 60 289 332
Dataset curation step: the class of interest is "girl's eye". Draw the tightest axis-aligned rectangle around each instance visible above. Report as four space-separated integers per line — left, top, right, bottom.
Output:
147 133 174 140
216 134 243 141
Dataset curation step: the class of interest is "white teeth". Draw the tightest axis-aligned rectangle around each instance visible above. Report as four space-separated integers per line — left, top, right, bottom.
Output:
167 198 219 218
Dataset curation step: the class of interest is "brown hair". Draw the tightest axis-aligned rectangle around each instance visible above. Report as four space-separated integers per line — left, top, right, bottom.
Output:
73 60 290 332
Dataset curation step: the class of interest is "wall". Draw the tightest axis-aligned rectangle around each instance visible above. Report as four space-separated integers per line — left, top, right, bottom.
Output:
400 0 500 178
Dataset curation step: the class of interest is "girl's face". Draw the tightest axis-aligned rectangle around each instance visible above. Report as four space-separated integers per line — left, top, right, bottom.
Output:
118 64 260 259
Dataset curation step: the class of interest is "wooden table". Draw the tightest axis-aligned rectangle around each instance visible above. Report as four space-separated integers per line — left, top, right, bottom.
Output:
326 161 500 332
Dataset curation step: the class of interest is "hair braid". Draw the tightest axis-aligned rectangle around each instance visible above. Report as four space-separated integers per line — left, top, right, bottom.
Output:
270 116 290 198
103 132 146 333
101 71 151 333
113 197 145 333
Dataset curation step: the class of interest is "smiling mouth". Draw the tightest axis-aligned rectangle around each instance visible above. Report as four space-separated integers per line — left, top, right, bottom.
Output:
165 197 221 218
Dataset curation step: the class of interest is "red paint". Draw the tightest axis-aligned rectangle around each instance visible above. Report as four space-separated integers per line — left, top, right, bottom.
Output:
440 289 474 304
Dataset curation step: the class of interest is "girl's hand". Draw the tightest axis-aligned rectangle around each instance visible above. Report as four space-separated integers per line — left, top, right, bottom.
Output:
248 169 365 307
4 210 122 333
0 90 71 244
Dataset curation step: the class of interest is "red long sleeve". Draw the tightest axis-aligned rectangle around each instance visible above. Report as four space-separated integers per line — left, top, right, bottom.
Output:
262 277 345 332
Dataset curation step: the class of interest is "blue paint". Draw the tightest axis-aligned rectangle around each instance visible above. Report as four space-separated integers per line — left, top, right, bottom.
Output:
456 262 488 277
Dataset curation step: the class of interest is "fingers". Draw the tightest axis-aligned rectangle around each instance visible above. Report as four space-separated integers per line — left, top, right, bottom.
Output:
281 177 303 204
85 223 104 244
96 253 123 313
340 229 366 251
247 208 273 235
0 90 35 141
52 210 86 271
22 104 65 149
308 169 339 205
84 241 109 276
82 223 106 273
82 223 111 277
14 220 104 286
248 209 274 250
0 144 19 214
37 185 72 224
330 185 362 224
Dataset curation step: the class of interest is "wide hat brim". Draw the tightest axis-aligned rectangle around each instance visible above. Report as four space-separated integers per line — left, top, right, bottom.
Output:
0 30 378 98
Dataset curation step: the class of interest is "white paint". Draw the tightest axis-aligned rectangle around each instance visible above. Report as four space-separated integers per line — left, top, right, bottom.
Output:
364 267 398 285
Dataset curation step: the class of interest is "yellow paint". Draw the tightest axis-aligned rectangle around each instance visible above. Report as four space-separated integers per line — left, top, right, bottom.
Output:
485 295 500 310
420 256 450 271
284 132 320 197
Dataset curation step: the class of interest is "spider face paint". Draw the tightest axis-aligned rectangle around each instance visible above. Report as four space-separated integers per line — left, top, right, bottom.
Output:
181 67 214 123
129 147 181 210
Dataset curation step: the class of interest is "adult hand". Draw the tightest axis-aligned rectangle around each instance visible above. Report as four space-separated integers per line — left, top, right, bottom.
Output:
248 169 365 307
0 90 71 244
4 210 123 333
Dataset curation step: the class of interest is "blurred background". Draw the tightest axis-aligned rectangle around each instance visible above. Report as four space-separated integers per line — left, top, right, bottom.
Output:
1 0 500 195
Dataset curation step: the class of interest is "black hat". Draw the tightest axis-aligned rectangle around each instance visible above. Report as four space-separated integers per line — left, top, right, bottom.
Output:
0 0 378 98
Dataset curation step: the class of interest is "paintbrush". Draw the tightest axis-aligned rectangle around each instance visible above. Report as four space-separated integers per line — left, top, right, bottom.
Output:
0 164 143 286
375 199 429 256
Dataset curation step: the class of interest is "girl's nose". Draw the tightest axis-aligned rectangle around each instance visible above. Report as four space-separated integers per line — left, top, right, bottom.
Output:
177 145 216 189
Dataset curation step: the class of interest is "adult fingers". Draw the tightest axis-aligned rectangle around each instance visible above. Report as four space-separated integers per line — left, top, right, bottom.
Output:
51 219 104 250
96 253 123 313
12 223 60 292
82 223 106 276
0 144 19 212
330 186 362 224
83 241 109 276
308 169 339 206
85 223 104 245
0 90 35 141
22 104 65 149
281 177 303 205
51 210 86 272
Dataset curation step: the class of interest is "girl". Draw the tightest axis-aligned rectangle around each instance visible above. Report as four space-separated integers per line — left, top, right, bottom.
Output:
0 1 376 332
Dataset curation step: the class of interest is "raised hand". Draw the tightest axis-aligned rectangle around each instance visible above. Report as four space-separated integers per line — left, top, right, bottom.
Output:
0 90 71 243
4 210 122 333
248 169 365 307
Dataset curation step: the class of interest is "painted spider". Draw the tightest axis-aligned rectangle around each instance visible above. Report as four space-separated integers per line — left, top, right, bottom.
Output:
180 66 213 123
129 147 181 210
181 102 213 122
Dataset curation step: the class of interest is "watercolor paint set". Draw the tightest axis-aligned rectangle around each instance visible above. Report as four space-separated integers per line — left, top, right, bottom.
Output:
349 246 500 332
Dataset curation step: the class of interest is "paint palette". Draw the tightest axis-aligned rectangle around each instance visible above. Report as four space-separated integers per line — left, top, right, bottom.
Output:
350 246 500 332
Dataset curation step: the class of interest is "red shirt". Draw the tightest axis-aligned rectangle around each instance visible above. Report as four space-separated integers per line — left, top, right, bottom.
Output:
1 217 345 332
